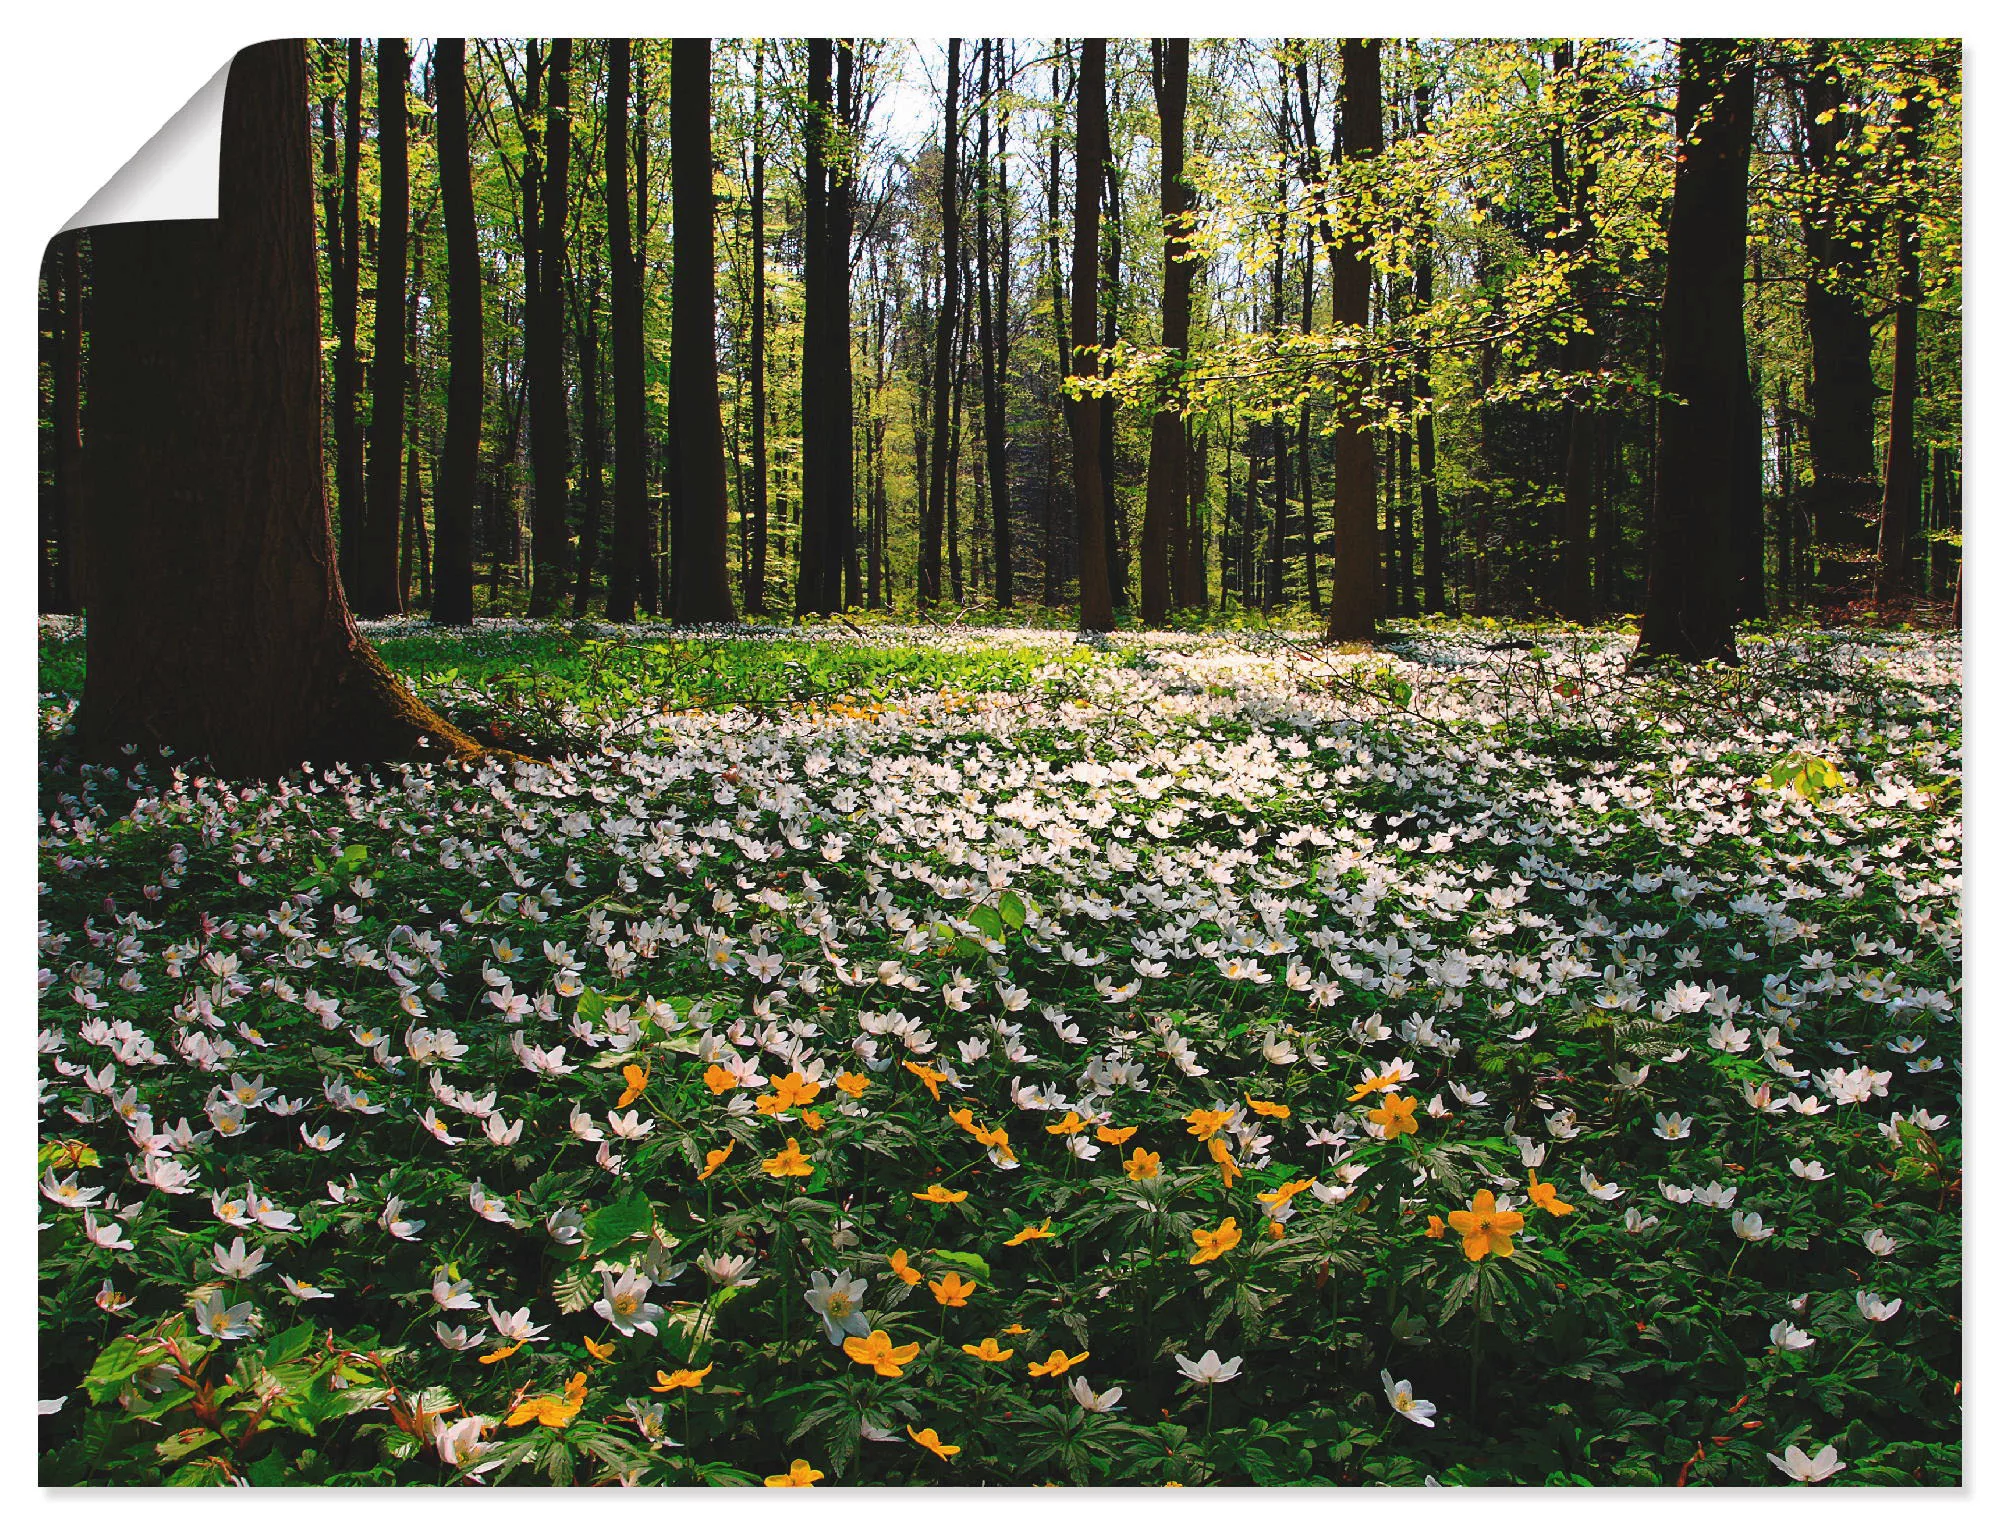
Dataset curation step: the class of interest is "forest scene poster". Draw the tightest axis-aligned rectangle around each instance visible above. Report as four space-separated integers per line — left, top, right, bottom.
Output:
31 29 1966 1490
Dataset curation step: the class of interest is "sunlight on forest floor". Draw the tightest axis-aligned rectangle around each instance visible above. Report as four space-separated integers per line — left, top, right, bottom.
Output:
35 620 1960 1485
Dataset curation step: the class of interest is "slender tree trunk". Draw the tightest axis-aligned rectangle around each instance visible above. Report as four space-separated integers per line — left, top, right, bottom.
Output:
1875 81 1931 604
669 39 738 624
1043 47 1069 608
42 235 83 612
431 39 480 625
75 40 481 776
1102 149 1127 607
919 40 963 608
1141 38 1192 627
573 278 605 614
525 38 573 615
1798 46 1881 595
1554 42 1600 622
1326 39 1383 643
977 39 1017 610
333 38 365 596
1070 39 1115 630
358 38 409 616
1413 58 1444 615
1636 39 1755 664
633 46 660 617
606 39 645 623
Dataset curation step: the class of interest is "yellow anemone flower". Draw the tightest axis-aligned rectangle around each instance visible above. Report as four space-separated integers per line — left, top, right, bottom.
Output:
843 1329 922 1377
1190 1216 1242 1265
615 1063 649 1108
697 1140 736 1181
903 1061 946 1100
1368 1092 1421 1141
1183 1108 1230 1142
1424 1214 1447 1239
1348 1074 1394 1104
912 1183 968 1204
765 1458 824 1487
834 1071 870 1099
1096 1124 1137 1146
1256 1177 1316 1207
477 1339 525 1365
1446 1190 1527 1261
1245 1095 1291 1119
908 1426 961 1460
1526 1171 1576 1217
800 1108 826 1132
702 1064 738 1095
761 1139 814 1179
889 1247 923 1285
583 1335 618 1361
650 1363 713 1392
1027 1348 1087 1378
929 1271 977 1306
1124 1148 1162 1181
960 1337 1014 1362
505 1371 587 1429
1208 1136 1242 1188
1045 1111 1086 1136
1004 1219 1054 1247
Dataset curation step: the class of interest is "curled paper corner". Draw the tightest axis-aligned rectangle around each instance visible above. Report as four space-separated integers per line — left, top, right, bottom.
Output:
60 55 234 232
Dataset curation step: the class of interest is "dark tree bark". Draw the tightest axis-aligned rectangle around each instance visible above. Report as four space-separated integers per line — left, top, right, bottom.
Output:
41 235 83 613
977 39 1016 609
1070 39 1115 631
358 38 409 616
633 45 660 617
668 38 738 624
1140 38 1192 628
1102 146 1127 607
432 38 481 626
75 39 482 777
525 38 574 615
1409 60 1445 615
573 274 605 614
799 37 855 615
1554 41 1601 622
333 38 365 595
1875 77 1933 604
741 42 769 616
1797 45 1881 593
835 42 861 600
920 40 963 608
1043 46 1070 608
1325 39 1383 643
606 39 647 623
1636 39 1756 664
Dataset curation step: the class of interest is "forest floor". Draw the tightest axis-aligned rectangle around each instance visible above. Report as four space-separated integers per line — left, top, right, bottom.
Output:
35 617 1961 1486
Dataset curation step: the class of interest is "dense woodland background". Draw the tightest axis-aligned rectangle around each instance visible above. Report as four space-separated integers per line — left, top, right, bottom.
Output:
37 37 1962 642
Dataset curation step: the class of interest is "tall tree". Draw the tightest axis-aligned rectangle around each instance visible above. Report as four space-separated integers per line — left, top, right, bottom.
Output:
333 38 365 595
358 37 409 617
75 39 480 776
1070 38 1116 631
526 38 574 615
742 43 770 616
920 40 964 608
432 38 481 626
1795 44 1881 594
1325 38 1384 643
605 39 647 623
1408 58 1446 615
40 235 82 613
977 39 1016 609
668 38 738 623
1875 68 1936 603
1140 38 1192 627
1554 41 1600 622
1636 39 1757 663
799 37 856 615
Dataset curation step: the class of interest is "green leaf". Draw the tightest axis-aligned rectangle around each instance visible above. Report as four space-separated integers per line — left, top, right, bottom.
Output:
263 1323 317 1367
585 1194 656 1252
997 891 1027 930
967 905 1006 942
930 1249 991 1281
83 1336 168 1402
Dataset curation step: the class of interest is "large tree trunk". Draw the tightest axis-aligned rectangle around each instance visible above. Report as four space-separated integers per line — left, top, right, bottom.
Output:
920 40 963 609
525 38 574 616
799 37 854 616
573 276 605 615
358 38 409 617
668 39 738 624
1140 38 1192 628
835 42 861 601
1554 42 1600 623
1411 64 1444 615
1636 39 1756 664
1070 39 1115 631
432 38 481 626
742 42 769 616
632 46 660 617
41 235 83 613
75 39 482 778
1874 80 1931 604
333 39 365 596
606 39 647 623
1797 45 1880 596
1102 150 1128 608
1325 39 1383 643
